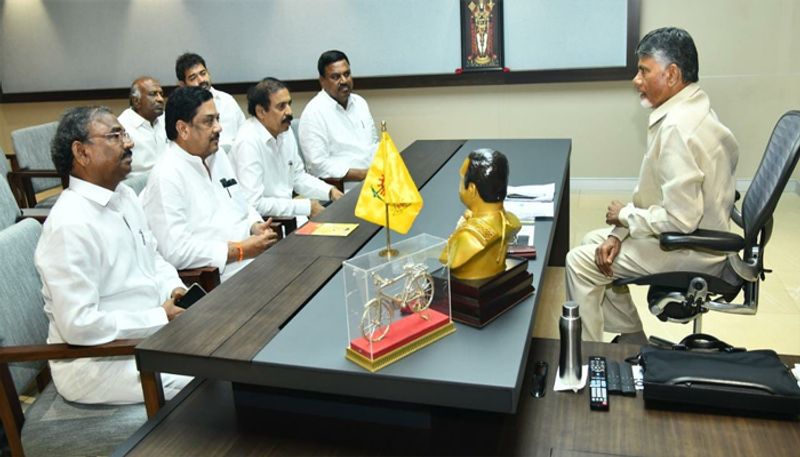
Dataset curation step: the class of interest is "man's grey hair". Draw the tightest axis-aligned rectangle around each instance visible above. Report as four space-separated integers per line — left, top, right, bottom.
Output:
636 27 699 83
129 83 141 107
129 76 154 107
51 106 112 178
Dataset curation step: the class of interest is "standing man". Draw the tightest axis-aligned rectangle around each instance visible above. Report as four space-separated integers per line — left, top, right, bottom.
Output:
35 106 190 404
230 77 343 220
141 86 277 282
175 52 245 152
565 27 739 343
117 76 167 179
299 50 379 185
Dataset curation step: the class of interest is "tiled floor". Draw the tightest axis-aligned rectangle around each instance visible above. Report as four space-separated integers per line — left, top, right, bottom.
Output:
533 190 800 355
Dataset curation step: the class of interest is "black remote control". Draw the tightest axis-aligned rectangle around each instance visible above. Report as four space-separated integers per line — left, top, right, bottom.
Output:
606 360 622 395
619 362 636 397
589 356 609 411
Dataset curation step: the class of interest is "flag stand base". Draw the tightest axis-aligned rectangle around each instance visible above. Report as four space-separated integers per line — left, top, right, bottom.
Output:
378 248 399 258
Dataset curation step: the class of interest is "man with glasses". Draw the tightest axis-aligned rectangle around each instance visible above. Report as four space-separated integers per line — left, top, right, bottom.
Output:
118 76 167 179
299 50 379 187
175 52 245 153
141 86 278 282
35 106 191 404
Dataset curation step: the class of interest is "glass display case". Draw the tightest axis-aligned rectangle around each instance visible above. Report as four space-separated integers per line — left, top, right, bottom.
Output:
343 234 455 372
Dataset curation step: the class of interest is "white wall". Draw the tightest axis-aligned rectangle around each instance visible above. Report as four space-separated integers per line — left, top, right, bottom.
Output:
0 0 627 93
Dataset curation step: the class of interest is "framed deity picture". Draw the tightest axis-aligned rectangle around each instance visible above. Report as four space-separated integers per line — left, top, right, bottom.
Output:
460 0 504 71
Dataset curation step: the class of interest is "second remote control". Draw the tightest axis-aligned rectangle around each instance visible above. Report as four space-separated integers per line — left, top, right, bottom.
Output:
589 356 609 411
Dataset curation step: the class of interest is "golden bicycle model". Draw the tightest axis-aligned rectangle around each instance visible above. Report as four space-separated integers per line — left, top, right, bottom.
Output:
360 262 434 342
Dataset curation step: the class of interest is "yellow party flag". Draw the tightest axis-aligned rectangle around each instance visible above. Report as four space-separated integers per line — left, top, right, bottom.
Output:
354 129 423 234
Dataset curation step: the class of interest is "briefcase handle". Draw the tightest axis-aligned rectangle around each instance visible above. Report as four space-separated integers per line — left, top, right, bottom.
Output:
674 333 745 353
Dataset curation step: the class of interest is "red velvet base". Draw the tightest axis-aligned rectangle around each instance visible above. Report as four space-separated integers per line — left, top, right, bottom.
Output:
350 309 451 359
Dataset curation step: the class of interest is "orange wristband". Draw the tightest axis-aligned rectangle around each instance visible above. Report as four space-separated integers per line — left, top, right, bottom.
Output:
235 243 244 262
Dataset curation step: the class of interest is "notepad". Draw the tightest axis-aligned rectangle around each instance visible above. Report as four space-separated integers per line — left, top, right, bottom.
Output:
295 222 358 237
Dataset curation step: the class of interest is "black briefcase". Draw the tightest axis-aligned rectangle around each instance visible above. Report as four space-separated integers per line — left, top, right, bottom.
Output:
639 334 800 416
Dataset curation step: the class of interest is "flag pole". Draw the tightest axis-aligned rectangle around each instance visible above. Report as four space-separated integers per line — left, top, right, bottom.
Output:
378 120 398 258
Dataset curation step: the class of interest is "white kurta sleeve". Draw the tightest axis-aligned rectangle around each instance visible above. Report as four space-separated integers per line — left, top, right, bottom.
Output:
232 137 302 218
299 112 351 179
141 174 229 272
365 105 379 147
154 250 186 300
619 125 704 237
289 136 333 201
37 225 168 345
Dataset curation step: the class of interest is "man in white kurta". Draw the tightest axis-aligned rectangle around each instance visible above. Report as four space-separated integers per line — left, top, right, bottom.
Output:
35 106 190 404
175 52 245 152
230 78 342 219
117 76 167 178
140 86 277 283
565 27 739 342
299 50 378 182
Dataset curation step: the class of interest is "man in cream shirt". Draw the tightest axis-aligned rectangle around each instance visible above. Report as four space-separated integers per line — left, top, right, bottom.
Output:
565 27 739 343
117 76 167 179
175 52 246 153
141 86 278 282
299 50 379 185
35 106 190 404
230 77 343 220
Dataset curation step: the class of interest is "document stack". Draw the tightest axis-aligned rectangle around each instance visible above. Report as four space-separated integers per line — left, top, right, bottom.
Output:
504 183 556 221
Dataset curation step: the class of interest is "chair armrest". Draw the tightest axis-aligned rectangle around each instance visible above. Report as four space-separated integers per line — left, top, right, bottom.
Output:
660 229 745 253
18 207 49 224
0 338 142 363
322 177 345 193
8 169 62 179
0 338 166 436
267 216 298 239
7 169 66 208
178 266 221 292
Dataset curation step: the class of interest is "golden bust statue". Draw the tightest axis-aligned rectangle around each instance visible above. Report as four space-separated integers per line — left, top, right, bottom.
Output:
441 149 520 280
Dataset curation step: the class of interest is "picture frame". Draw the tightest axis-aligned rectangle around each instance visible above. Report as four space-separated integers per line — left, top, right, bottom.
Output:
460 0 504 71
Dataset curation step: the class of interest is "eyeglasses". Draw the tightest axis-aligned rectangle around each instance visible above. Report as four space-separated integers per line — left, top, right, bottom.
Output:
88 130 131 145
192 115 221 129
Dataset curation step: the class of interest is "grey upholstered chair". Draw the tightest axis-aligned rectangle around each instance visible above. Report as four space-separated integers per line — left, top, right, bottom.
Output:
10 122 62 208
0 218 162 457
0 165 51 229
0 154 23 230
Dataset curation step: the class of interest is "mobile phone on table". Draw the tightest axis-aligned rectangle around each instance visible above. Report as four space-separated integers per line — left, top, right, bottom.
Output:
176 283 207 309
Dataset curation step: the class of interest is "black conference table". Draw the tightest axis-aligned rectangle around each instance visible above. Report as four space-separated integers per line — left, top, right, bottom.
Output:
126 138 572 452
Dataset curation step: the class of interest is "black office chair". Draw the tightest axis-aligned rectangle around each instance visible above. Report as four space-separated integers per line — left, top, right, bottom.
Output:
614 110 800 334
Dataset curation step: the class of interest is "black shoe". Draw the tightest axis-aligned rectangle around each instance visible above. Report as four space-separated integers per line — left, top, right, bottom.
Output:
613 331 649 345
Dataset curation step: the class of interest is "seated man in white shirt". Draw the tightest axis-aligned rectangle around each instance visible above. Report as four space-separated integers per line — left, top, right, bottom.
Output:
175 52 246 152
35 106 191 404
141 86 278 283
230 77 344 222
117 76 167 179
299 50 379 186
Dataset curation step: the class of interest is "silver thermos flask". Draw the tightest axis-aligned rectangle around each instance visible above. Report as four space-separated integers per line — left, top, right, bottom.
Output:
558 301 582 385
